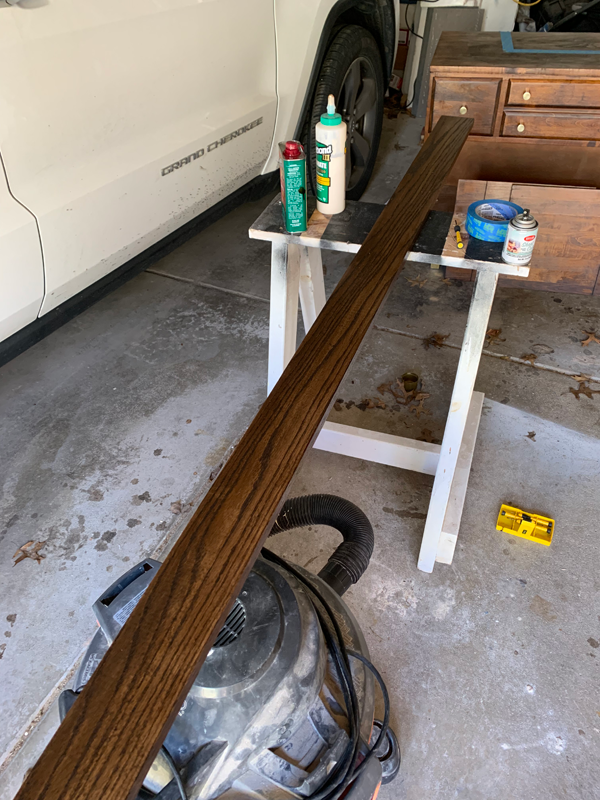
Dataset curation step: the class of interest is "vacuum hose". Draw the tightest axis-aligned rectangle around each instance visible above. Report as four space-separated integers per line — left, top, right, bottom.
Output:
270 494 374 596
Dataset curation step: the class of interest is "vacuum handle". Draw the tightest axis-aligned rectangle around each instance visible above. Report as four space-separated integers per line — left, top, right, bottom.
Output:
92 558 162 643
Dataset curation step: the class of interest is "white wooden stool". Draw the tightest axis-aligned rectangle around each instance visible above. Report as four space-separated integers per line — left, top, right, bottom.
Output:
249 197 529 572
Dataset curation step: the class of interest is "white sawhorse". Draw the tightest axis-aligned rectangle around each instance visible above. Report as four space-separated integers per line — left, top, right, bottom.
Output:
249 197 529 572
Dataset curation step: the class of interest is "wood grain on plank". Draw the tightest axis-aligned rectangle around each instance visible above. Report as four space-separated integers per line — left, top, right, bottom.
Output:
15 115 473 800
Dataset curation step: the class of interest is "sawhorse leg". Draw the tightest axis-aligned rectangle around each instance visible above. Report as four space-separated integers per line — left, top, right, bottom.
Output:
417 270 498 572
267 243 325 394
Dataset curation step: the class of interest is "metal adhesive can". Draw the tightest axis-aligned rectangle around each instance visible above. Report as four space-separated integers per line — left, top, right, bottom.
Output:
502 208 538 265
279 140 307 233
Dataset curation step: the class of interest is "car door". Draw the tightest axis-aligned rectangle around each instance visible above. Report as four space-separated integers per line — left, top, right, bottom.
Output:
0 0 276 316
0 156 44 345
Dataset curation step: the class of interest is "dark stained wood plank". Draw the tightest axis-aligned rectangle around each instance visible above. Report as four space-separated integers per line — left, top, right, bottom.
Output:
431 32 600 76
14 115 472 800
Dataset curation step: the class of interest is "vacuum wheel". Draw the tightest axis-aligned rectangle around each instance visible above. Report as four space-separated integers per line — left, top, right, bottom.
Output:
371 718 401 784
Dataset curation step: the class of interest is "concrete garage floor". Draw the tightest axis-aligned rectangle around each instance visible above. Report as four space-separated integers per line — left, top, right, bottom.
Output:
1 115 600 799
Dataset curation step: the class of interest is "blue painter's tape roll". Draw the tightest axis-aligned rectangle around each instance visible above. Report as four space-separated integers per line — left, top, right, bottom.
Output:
465 200 523 243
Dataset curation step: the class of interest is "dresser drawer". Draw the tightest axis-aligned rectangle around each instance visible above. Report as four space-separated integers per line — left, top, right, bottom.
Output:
502 108 600 140
507 80 600 108
431 79 500 135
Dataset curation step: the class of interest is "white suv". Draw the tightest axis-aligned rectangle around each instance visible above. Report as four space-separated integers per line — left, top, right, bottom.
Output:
0 0 397 357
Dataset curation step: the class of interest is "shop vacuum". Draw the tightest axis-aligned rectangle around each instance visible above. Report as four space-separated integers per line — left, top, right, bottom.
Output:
59 495 400 800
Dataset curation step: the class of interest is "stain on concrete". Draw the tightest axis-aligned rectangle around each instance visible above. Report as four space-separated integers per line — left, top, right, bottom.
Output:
6 613 16 626
94 530 117 552
382 506 427 520
127 519 141 528
587 637 599 648
530 595 558 622
85 488 104 502
153 449 163 456
132 491 152 506
0 643 6 659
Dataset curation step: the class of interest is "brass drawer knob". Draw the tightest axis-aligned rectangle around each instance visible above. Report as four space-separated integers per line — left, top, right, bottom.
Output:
523 91 531 101
517 123 525 133
459 105 468 115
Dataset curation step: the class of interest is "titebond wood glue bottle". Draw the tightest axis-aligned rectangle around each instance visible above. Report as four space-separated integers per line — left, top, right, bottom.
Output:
316 94 346 215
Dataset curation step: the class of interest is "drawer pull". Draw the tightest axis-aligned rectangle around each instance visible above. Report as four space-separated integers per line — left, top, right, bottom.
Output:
517 123 525 133
459 105 468 115
523 91 531 101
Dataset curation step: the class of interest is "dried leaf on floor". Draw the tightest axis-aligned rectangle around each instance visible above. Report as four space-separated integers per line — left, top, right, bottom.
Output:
333 402 343 412
406 277 427 289
377 382 392 396
485 328 506 348
441 278 454 286
209 462 224 481
384 90 403 120
356 397 386 410
581 330 600 347
170 500 182 515
13 541 47 566
394 379 416 405
423 332 449 350
520 353 538 366
569 382 599 401
571 374 591 383
525 431 536 441
410 392 431 418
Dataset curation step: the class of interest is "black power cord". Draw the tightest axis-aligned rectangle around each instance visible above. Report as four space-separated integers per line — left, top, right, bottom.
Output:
261 548 393 800
156 551 393 800
161 746 187 800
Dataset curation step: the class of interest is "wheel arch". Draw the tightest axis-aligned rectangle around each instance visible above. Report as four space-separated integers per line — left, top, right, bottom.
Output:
293 0 397 141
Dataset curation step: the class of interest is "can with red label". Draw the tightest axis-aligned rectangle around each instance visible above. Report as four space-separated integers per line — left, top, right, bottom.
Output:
502 208 538 266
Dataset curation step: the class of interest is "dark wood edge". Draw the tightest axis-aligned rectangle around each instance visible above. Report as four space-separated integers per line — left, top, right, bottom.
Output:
14 116 473 800
430 67 600 78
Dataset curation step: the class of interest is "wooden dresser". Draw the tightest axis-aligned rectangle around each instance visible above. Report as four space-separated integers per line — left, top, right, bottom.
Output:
425 32 600 294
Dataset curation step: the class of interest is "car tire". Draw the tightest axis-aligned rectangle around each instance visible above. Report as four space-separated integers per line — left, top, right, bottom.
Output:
305 25 385 201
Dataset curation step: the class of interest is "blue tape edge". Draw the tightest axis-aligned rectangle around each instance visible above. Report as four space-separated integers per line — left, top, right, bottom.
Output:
500 31 600 56
466 200 524 243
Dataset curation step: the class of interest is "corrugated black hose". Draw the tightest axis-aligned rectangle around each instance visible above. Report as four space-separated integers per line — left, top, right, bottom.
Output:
269 494 374 596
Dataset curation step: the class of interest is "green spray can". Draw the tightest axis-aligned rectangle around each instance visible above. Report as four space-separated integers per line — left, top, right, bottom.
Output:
279 140 307 234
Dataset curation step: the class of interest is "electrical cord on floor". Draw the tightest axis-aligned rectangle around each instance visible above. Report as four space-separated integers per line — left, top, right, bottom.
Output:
261 548 392 800
161 745 187 800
